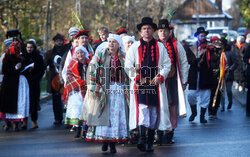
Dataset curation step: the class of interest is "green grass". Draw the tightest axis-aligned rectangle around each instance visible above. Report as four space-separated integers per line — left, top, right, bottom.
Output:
41 77 47 93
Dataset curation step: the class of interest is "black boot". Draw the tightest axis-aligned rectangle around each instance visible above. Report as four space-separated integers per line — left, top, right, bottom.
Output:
81 125 88 139
166 130 175 144
74 126 82 138
156 130 164 146
227 102 232 110
109 142 117 154
102 142 108 151
137 126 146 152
13 122 19 132
21 118 28 130
200 108 207 123
189 105 197 121
146 129 155 152
3 121 11 131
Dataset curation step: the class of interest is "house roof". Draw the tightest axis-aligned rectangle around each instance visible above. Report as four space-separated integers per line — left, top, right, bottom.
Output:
173 0 233 21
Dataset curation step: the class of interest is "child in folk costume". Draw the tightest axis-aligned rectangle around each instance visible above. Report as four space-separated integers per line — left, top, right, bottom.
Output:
0 41 30 131
63 46 89 138
80 34 130 154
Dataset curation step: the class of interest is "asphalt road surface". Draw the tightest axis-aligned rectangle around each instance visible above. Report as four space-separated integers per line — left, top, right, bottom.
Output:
0 91 249 157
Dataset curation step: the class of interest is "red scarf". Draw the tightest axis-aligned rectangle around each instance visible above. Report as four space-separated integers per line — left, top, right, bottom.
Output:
63 59 87 101
236 42 244 50
198 42 210 68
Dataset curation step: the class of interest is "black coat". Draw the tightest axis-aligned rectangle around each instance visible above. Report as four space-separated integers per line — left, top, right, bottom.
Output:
243 45 250 87
23 51 45 83
187 43 213 90
22 51 45 98
233 44 245 82
44 46 67 93
209 50 221 88
0 54 23 114
225 50 238 81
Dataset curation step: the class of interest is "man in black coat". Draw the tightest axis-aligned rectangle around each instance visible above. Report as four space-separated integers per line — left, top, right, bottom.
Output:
44 34 67 125
23 40 45 129
233 36 245 92
220 44 238 111
187 27 212 123
243 36 250 116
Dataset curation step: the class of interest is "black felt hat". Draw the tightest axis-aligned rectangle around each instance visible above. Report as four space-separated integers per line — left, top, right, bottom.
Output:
194 27 209 37
137 17 157 31
157 19 173 30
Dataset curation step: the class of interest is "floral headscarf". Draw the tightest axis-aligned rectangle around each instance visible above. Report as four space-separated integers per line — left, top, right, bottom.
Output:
6 41 21 55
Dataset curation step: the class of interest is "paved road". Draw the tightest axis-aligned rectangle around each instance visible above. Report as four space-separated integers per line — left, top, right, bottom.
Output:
0 90 249 157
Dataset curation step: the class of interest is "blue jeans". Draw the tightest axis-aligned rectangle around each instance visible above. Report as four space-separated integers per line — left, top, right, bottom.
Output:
220 81 233 108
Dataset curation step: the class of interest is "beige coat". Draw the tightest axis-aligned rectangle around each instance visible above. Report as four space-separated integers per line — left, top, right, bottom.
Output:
80 48 129 126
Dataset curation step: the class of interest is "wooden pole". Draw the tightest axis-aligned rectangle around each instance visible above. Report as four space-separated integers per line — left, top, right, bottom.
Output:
44 0 52 51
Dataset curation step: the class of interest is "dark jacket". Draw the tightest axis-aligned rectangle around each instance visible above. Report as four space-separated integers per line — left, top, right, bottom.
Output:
0 54 23 113
187 42 212 90
44 46 67 93
93 41 102 51
225 50 238 81
23 51 45 100
233 44 245 82
23 51 45 83
209 49 221 88
243 44 250 87
58 46 73 84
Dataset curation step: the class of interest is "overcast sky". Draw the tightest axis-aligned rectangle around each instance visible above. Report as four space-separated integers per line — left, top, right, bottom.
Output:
210 0 234 11
223 0 234 10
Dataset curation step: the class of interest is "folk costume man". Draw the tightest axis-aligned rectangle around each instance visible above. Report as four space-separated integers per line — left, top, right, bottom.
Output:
74 30 94 60
125 17 172 152
187 27 212 123
157 19 189 144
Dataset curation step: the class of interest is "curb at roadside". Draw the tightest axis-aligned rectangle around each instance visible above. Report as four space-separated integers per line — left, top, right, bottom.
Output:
40 92 52 104
232 90 247 107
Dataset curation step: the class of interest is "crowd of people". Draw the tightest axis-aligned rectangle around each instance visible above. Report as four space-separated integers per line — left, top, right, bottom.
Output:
0 16 250 154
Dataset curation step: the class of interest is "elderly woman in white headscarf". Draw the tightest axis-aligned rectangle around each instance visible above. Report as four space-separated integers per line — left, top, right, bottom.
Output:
63 46 89 138
80 34 130 153
122 35 136 53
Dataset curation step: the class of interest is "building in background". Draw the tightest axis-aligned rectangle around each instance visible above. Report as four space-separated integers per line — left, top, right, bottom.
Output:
172 0 233 42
